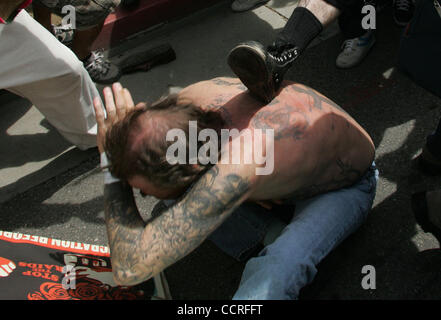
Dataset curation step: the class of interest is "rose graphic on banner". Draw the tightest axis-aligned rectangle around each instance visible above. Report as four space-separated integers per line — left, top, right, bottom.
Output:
0 231 159 299
28 278 142 300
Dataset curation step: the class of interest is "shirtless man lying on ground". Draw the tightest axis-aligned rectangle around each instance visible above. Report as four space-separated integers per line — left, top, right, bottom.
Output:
93 77 378 300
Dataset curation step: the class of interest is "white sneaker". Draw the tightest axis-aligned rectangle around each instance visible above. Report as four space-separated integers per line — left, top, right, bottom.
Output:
335 31 376 69
231 0 269 12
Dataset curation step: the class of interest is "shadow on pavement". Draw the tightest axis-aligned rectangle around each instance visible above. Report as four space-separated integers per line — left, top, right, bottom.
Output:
1 3 440 299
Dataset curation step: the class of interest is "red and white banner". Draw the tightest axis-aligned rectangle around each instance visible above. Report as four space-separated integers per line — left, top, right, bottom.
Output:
0 230 154 300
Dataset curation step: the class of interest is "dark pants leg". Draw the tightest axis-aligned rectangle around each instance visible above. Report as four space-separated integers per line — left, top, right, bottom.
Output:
427 118 441 159
338 0 368 39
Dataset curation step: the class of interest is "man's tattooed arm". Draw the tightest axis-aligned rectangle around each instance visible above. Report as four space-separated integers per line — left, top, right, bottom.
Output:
104 165 252 286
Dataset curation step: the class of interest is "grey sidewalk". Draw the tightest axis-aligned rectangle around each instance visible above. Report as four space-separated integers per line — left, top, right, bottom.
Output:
1 0 441 299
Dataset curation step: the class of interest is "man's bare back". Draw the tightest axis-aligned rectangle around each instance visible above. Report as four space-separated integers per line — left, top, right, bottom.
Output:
178 77 375 201
95 79 375 286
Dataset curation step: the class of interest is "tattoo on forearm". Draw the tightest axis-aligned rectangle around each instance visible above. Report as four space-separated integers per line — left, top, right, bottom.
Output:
104 182 150 285
104 166 251 286
142 167 250 271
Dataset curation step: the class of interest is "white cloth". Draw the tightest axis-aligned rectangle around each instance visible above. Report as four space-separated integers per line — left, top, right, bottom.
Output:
0 10 100 150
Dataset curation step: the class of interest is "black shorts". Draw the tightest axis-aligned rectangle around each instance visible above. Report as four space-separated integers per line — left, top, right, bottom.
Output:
34 0 121 29
323 0 364 11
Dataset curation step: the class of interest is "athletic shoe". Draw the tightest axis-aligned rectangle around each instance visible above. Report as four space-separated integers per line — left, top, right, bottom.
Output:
335 31 375 69
393 0 415 27
83 50 121 84
227 40 299 103
231 0 269 12
52 24 74 47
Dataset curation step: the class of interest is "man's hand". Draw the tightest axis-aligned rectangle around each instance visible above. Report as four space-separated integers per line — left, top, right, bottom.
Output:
93 83 145 154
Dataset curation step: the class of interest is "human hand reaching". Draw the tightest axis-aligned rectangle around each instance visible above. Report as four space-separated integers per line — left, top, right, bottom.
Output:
93 83 146 154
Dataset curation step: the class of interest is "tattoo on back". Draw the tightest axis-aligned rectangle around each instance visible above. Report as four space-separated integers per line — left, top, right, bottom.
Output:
251 104 310 140
289 84 348 114
210 78 247 91
286 158 363 200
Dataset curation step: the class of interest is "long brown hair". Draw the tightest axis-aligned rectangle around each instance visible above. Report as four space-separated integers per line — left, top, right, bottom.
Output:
105 94 225 189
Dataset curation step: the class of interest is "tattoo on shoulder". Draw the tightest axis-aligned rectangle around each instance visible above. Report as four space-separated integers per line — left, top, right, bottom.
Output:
211 78 247 91
289 84 348 114
251 104 310 140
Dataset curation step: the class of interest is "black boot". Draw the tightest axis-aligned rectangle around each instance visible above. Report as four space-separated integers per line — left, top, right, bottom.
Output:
227 40 299 103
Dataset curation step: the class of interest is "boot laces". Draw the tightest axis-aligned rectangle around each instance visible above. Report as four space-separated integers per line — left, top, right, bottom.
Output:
395 0 412 11
85 50 111 77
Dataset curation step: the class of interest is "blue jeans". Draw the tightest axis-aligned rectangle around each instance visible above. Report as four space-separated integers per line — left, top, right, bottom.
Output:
231 163 379 300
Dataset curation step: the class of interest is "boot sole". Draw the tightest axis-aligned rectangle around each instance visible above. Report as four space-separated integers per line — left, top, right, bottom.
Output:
227 42 275 103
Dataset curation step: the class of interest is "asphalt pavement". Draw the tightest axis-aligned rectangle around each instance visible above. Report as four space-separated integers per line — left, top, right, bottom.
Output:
1 0 441 299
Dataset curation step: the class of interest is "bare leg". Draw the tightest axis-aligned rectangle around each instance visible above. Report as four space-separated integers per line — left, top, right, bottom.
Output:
298 0 341 26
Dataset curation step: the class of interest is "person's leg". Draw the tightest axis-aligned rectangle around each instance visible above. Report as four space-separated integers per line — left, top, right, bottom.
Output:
426 118 441 160
70 0 121 84
228 0 345 102
0 10 99 150
335 0 375 68
233 165 378 300
337 0 366 39
72 21 104 61
33 0 121 84
32 1 52 32
276 0 339 49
